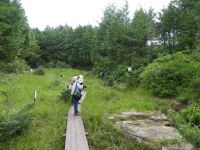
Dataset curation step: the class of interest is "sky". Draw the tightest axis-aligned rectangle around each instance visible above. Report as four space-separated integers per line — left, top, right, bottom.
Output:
20 0 171 30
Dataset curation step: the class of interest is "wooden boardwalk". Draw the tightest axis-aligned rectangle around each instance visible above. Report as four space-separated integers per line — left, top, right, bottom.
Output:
65 92 89 150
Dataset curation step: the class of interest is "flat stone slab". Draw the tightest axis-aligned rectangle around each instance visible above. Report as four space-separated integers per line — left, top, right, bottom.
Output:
162 143 193 150
112 111 193 150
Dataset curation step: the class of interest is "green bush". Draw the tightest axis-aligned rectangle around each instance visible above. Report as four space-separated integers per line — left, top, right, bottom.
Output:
45 61 70 68
188 76 200 103
126 67 144 87
60 88 71 102
93 61 143 87
177 88 197 103
181 103 200 127
33 67 45 75
0 103 34 142
168 108 200 148
141 52 200 100
55 61 69 68
0 60 30 73
48 80 62 89
15 60 30 73
182 125 200 148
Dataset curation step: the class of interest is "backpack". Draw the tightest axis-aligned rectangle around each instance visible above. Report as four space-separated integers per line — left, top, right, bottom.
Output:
69 76 78 90
71 81 82 100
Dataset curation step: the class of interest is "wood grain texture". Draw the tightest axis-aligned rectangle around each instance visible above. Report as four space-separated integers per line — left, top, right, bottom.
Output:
65 92 89 150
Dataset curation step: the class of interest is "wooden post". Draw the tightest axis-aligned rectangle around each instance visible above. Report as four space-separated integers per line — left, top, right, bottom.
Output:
128 67 132 72
34 90 37 102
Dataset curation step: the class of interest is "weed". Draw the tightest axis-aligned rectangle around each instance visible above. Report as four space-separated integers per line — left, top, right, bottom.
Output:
82 76 167 149
0 68 81 149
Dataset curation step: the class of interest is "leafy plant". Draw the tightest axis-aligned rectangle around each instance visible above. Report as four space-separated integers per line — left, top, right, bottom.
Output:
48 80 62 89
181 103 200 127
0 103 34 142
0 60 30 73
60 88 71 103
182 125 200 148
141 52 200 100
168 106 200 148
34 68 45 75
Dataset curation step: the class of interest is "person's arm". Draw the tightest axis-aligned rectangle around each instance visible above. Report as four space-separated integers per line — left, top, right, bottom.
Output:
77 82 83 91
68 84 71 90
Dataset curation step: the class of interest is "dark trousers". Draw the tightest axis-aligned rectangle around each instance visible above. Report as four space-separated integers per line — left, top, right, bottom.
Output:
73 96 79 114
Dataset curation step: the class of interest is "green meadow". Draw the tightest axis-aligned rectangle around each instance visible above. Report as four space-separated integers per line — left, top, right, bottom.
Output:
0 69 80 149
0 68 168 149
82 74 167 149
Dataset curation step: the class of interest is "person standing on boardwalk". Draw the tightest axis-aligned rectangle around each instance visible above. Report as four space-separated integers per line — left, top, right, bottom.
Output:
68 75 83 90
71 77 84 115
68 75 83 104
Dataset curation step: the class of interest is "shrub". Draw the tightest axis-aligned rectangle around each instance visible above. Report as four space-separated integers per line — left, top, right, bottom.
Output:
168 110 185 127
181 103 200 127
177 88 197 103
140 52 200 99
126 67 144 87
182 125 200 148
189 76 200 103
60 88 71 102
94 62 143 87
14 60 30 73
48 80 62 89
0 103 34 142
45 61 69 68
168 108 200 148
34 67 45 75
55 61 69 68
0 60 30 73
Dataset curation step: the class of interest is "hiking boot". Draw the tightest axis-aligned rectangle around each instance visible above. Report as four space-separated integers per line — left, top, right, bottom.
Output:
74 112 81 116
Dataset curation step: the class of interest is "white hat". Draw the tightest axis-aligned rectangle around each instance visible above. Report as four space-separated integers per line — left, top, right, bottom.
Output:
77 77 84 83
79 75 83 79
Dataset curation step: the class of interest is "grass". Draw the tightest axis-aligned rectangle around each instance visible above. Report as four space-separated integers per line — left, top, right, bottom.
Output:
168 109 200 148
82 75 168 149
0 68 83 150
0 68 170 149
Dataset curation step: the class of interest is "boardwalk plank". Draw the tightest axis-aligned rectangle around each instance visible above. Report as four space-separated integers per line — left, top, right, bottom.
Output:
65 92 89 150
75 116 89 150
65 107 77 150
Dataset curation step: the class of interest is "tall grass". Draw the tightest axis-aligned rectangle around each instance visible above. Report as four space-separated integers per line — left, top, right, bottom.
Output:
0 68 168 149
0 68 83 149
82 76 167 149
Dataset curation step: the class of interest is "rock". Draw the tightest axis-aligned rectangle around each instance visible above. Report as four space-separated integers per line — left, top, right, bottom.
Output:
121 111 147 117
114 111 147 121
149 112 168 121
112 111 193 150
116 121 182 142
162 143 193 150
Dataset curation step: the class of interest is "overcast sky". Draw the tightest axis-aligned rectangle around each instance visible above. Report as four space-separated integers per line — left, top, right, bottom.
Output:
21 0 171 30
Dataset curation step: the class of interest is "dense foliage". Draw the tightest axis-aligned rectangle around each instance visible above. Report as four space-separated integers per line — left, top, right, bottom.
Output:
1 0 200 148
168 103 200 147
0 102 34 142
33 25 95 69
0 0 28 62
0 0 38 72
141 52 200 102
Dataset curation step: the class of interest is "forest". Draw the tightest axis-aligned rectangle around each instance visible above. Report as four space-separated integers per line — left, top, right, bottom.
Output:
0 0 200 149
